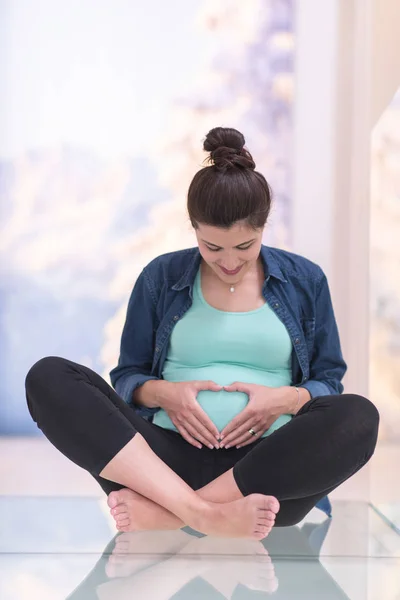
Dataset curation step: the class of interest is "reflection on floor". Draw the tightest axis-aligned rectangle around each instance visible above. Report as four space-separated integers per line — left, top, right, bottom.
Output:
1 439 400 599
372 503 400 535
0 497 400 600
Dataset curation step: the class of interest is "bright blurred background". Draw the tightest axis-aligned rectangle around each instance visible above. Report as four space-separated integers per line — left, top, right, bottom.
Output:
1 0 400 444
1 1 400 598
0 0 400 526
0 0 294 435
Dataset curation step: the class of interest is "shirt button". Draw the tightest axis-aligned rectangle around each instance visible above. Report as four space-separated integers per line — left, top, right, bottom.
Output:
295 338 300 344
274 303 279 308
173 315 179 321
155 346 160 353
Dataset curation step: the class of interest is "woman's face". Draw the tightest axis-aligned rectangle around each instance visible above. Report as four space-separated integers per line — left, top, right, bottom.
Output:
195 221 264 285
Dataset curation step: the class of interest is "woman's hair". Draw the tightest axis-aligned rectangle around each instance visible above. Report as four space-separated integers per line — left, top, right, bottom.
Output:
187 127 272 230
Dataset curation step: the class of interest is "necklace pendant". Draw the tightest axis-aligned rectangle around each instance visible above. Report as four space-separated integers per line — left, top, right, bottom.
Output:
230 286 235 293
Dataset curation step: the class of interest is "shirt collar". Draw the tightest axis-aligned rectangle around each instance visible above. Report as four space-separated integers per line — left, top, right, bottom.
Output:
261 245 287 283
172 245 287 292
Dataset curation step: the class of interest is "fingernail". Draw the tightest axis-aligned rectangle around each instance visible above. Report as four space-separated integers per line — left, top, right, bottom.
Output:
236 445 241 449
225 444 230 449
208 444 214 449
214 444 219 449
220 434 224 439
219 443 224 448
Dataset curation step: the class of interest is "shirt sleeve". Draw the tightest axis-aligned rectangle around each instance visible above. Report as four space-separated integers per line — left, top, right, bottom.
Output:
299 270 347 398
109 269 161 418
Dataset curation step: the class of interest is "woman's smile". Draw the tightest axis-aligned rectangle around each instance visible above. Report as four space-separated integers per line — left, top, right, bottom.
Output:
218 265 243 276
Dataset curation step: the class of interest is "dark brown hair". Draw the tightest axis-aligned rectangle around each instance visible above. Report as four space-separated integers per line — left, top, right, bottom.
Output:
187 127 272 230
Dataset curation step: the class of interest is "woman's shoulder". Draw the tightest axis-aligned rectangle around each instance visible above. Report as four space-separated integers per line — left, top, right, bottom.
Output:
143 247 199 281
264 245 324 282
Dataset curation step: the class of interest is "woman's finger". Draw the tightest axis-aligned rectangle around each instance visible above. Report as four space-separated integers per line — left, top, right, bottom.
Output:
192 403 220 440
171 419 203 449
184 419 218 449
224 430 259 448
186 413 219 448
221 418 257 447
220 406 255 439
235 433 266 448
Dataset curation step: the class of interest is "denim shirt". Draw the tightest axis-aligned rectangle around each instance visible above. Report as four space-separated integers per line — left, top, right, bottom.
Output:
110 245 347 518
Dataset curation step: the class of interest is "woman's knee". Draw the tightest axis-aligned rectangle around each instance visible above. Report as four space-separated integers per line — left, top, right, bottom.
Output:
335 394 380 458
340 394 380 429
25 356 68 396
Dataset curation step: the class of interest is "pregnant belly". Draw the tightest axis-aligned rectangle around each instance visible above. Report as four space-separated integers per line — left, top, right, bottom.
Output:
195 389 249 432
154 363 293 437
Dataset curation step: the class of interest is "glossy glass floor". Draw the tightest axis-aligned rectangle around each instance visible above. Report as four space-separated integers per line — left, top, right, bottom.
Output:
1 497 400 599
372 503 400 535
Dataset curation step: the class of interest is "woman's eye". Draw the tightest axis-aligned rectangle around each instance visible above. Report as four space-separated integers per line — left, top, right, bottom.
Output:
205 245 253 252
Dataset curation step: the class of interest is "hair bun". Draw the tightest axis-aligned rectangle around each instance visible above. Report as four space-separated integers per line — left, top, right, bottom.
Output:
203 127 256 171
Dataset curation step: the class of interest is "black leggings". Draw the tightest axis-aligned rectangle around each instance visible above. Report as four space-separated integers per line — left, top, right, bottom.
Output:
25 356 379 527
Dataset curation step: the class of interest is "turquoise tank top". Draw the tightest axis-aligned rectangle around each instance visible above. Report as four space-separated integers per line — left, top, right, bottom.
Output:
153 267 293 438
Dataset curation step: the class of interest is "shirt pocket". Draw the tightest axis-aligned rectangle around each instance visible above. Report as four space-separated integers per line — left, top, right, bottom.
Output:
300 317 316 359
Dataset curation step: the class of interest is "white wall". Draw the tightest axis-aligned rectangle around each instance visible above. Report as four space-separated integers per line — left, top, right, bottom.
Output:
292 0 372 399
293 0 400 396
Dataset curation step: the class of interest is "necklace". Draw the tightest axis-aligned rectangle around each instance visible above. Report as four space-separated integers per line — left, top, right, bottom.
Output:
230 286 235 293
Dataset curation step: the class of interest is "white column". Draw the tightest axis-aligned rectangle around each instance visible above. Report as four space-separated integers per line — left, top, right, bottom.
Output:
292 2 372 585
292 0 372 399
292 0 338 281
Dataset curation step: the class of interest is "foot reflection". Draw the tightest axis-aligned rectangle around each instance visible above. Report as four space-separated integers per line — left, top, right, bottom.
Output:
104 529 192 579
66 519 351 600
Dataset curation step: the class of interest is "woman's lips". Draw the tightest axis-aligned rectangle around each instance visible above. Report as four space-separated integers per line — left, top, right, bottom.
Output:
219 265 243 276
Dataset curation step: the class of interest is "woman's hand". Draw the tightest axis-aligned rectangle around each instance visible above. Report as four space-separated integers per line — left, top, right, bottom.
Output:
219 383 297 448
161 381 222 449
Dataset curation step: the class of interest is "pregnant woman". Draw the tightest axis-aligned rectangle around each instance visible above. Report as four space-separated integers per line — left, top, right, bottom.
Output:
25 127 379 540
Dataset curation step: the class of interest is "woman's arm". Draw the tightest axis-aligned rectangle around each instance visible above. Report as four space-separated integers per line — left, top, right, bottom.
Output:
109 269 162 417
299 270 347 399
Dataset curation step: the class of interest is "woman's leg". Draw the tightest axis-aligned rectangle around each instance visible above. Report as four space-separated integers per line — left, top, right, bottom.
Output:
229 394 379 526
25 356 279 538
111 393 378 531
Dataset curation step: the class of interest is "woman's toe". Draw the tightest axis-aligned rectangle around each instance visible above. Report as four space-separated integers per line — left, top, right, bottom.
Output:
116 518 130 527
264 510 276 521
107 491 121 510
257 516 275 527
111 505 127 517
116 512 129 524
266 497 280 514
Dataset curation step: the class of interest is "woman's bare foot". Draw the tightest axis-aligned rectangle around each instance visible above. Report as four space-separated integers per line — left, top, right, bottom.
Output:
108 488 183 532
108 488 279 540
194 494 279 540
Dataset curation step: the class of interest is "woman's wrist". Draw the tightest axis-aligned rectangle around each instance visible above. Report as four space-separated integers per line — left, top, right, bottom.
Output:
133 379 175 408
286 386 311 415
